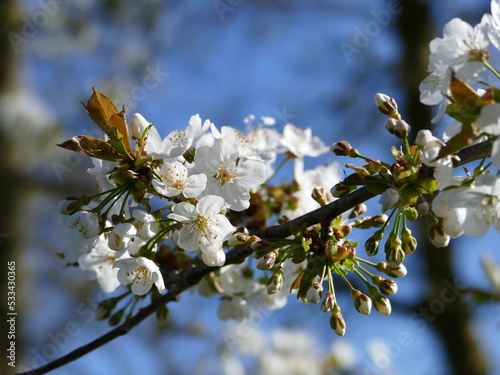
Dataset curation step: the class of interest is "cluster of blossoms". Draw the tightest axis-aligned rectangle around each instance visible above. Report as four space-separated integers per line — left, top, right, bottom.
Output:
56 0 500 334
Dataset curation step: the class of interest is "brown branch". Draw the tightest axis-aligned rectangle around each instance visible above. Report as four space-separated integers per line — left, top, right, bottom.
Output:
16 140 491 375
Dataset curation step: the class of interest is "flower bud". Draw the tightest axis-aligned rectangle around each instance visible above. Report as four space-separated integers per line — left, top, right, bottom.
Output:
372 292 392 316
416 197 430 216
385 239 405 268
306 283 324 304
374 93 399 118
227 232 251 247
312 187 328 206
394 120 410 139
372 276 398 295
349 203 368 219
330 182 354 198
251 238 270 250
256 250 278 270
364 236 380 256
401 227 417 255
129 113 149 140
201 250 226 267
330 140 353 156
376 262 407 278
321 292 336 312
352 289 372 315
429 224 450 248
379 188 400 211
385 118 397 134
267 266 284 294
330 305 346 336
415 129 434 147
367 214 389 227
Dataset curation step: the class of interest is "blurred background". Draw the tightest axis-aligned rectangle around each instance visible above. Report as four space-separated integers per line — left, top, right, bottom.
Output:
1 0 500 374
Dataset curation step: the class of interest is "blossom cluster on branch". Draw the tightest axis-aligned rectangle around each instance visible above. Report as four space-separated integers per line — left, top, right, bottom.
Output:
54 1 500 344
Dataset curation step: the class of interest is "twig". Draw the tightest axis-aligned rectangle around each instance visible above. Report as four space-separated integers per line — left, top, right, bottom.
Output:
16 140 491 375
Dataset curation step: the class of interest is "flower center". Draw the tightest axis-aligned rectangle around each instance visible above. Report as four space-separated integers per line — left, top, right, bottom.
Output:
215 160 237 186
129 266 153 288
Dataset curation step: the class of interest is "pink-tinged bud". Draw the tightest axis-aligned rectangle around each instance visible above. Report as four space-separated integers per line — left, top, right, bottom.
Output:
306 283 324 304
129 113 150 140
251 238 270 250
349 203 368 219
372 276 398 295
330 140 352 156
312 187 328 206
321 292 336 312
375 93 399 118
256 250 278 270
352 289 372 315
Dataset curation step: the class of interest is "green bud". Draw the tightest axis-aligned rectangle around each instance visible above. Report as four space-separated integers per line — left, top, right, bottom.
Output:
330 305 346 336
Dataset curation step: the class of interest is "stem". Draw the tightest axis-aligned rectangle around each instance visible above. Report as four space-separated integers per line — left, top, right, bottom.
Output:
484 60 500 80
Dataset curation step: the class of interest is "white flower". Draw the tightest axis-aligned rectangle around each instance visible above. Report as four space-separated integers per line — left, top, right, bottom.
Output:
78 235 122 293
476 103 500 168
152 160 207 198
429 18 489 80
167 195 236 259
113 256 165 296
432 189 467 238
66 211 100 242
145 114 211 159
448 174 500 237
420 17 489 122
195 137 267 211
280 123 328 158
108 222 137 251
283 162 341 219
483 0 500 49
132 209 159 240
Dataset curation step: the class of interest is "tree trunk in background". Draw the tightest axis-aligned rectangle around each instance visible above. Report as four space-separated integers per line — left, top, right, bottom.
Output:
0 0 23 369
396 1 488 374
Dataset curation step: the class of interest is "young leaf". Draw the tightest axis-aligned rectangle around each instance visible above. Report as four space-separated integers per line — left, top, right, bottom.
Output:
82 88 133 158
57 135 125 161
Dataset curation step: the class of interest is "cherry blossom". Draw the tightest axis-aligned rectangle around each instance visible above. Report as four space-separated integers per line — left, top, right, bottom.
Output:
167 195 236 262
195 137 267 211
447 174 500 236
113 256 165 296
153 160 207 198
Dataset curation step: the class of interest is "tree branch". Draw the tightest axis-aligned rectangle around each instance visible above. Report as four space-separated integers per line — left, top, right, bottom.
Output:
16 140 491 375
